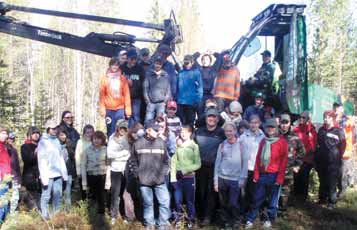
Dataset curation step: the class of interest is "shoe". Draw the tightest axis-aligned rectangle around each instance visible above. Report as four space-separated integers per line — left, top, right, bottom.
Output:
245 221 253 229
263 220 272 228
111 218 116 225
327 203 336 210
187 222 194 230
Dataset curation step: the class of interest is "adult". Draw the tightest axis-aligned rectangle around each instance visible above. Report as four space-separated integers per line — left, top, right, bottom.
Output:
21 126 42 210
333 102 356 196
143 56 171 122
121 48 146 127
131 120 171 230
59 111 80 149
177 54 203 126
194 108 225 226
293 111 317 201
157 44 177 100
37 120 68 220
213 50 241 112
254 50 276 85
246 119 288 229
107 119 131 225
99 57 131 137
239 115 265 214
243 92 265 122
214 122 248 229
279 114 305 210
315 110 346 209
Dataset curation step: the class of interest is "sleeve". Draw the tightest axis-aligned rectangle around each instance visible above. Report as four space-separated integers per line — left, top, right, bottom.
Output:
130 144 139 176
37 141 49 186
276 140 289 185
165 78 172 102
213 144 222 186
122 77 132 117
167 132 177 157
143 74 150 103
99 76 107 117
11 148 22 184
81 148 88 190
295 137 306 167
196 71 203 103
107 138 131 161
21 144 37 167
239 142 249 184
170 151 178 183
253 140 265 182
181 143 201 175
59 150 68 182
75 140 82 177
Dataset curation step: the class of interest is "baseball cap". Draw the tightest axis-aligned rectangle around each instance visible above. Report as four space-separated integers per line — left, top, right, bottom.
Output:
145 120 161 131
140 48 150 56
154 55 164 64
264 118 278 128
183 55 194 63
255 92 265 99
158 44 172 54
206 108 218 117
167 100 177 109
261 50 271 57
45 119 58 129
116 119 128 129
280 114 291 123
127 48 138 58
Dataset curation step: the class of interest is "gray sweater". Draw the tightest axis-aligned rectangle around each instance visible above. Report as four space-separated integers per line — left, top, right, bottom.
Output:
143 69 171 103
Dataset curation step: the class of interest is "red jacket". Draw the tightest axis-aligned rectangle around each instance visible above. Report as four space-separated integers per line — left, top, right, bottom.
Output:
253 136 288 185
293 122 317 163
0 141 11 179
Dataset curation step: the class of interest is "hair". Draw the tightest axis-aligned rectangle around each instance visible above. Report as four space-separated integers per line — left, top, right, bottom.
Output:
205 98 218 109
223 121 237 131
249 114 261 122
128 122 144 144
181 125 193 133
57 126 68 137
27 126 41 138
155 115 169 137
109 57 120 67
0 125 9 134
82 124 95 136
92 131 107 146
201 54 212 64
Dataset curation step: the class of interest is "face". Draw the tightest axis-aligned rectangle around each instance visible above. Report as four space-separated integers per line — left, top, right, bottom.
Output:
0 131 8 142
249 118 261 132
154 62 163 72
84 128 94 140
201 55 211 67
93 137 103 147
110 63 120 72
262 55 271 63
224 125 236 140
157 121 166 135
299 116 307 124
280 121 291 133
180 128 191 141
117 127 128 136
119 54 127 65
184 61 193 69
31 132 40 142
324 115 334 126
147 128 158 139
141 54 150 62
223 53 231 63
58 132 67 142
335 106 344 116
231 111 241 117
255 98 264 106
167 107 176 118
63 113 74 125
127 57 137 67
265 126 277 137
206 115 218 128
160 51 169 60
48 127 58 136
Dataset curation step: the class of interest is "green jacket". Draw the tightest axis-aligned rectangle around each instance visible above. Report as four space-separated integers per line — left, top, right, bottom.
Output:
170 139 201 182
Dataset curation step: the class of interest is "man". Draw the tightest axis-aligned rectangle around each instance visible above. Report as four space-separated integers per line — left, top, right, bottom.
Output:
315 110 346 209
254 50 276 84
213 50 241 112
194 108 225 226
333 102 356 196
121 48 146 127
243 92 266 122
158 44 177 100
279 114 305 210
177 54 203 126
143 56 171 122
38 120 68 219
131 120 171 230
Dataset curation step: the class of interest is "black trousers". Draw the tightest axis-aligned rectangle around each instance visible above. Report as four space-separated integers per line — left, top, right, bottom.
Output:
88 174 106 214
177 104 197 126
110 171 124 218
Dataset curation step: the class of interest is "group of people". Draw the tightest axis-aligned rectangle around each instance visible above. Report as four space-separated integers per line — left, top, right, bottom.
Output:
0 45 355 230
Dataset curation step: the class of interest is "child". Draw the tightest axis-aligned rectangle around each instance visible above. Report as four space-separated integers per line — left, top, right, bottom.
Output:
165 100 182 137
170 125 201 229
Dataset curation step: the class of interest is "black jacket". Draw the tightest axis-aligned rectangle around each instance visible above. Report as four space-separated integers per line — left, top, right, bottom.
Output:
194 126 225 167
131 136 169 186
21 143 41 191
121 63 145 99
59 124 80 149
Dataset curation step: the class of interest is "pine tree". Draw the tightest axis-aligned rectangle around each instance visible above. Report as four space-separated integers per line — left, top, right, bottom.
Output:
33 82 53 131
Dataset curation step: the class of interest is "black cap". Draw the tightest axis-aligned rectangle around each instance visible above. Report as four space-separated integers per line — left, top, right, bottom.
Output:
206 108 218 117
140 48 150 56
260 50 271 57
183 54 194 63
127 48 138 58
145 120 160 131
154 55 164 64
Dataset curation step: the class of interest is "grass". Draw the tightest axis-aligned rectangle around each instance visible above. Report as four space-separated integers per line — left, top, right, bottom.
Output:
2 187 357 230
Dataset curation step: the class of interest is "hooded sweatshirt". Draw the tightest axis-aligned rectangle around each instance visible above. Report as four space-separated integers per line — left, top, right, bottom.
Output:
143 68 171 104
37 134 68 186
107 134 131 172
0 141 11 179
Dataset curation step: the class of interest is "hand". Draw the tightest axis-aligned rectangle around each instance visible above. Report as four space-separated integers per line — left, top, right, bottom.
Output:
99 108 106 117
214 184 218 192
239 180 246 188
292 166 300 173
171 182 179 190
176 171 184 180
127 79 133 87
253 179 257 183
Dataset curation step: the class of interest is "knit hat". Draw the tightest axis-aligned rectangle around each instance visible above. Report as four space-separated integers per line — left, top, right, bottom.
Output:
116 119 128 129
229 101 243 113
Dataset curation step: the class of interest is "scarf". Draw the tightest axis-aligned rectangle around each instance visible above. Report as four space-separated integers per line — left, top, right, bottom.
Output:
106 69 121 99
260 136 279 170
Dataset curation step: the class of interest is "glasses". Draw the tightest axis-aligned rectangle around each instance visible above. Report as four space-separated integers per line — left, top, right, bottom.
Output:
64 116 74 119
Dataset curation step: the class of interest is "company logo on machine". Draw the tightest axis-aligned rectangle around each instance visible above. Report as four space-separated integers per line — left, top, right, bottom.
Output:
37 30 62 40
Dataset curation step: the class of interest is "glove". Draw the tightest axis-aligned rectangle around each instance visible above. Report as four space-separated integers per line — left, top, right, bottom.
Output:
171 182 179 190
176 171 184 180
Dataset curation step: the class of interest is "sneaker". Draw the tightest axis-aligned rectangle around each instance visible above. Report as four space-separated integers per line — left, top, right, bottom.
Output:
263 220 272 228
245 221 253 229
111 218 116 225
187 222 194 230
327 203 336 210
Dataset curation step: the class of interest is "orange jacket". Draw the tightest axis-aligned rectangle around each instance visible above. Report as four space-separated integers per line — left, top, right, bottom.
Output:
214 66 240 100
99 73 131 117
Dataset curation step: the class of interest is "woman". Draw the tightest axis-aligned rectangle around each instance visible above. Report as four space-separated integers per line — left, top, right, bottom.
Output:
57 127 75 209
107 119 131 224
81 131 107 214
214 122 247 229
59 111 80 149
21 126 42 210
75 124 95 200
99 58 131 137
246 118 288 229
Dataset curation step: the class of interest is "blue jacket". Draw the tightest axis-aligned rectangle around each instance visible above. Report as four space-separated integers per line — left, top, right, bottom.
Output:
177 68 203 106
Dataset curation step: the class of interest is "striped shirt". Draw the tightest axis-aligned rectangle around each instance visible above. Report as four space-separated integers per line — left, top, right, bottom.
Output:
214 66 240 100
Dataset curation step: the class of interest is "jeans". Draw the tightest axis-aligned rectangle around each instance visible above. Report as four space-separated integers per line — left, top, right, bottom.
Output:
110 171 124 218
129 99 142 128
145 102 166 122
40 177 63 219
173 177 196 222
64 175 72 208
177 104 197 126
218 178 240 224
140 184 171 227
88 175 106 214
247 173 281 223
106 109 125 137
